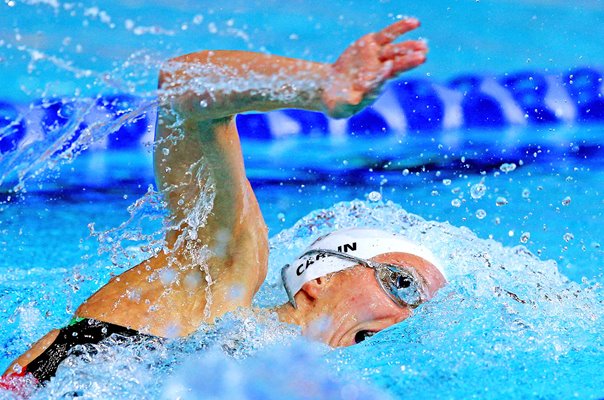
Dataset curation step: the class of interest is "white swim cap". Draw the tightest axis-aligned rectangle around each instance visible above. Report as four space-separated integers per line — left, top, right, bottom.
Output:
281 228 445 307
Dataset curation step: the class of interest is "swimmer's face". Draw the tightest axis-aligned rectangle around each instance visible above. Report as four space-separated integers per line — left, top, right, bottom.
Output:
299 252 446 347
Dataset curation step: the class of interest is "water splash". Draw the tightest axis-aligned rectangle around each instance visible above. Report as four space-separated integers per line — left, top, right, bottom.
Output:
0 200 602 399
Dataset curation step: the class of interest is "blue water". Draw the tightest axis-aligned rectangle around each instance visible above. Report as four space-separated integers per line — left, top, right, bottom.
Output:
1 0 604 399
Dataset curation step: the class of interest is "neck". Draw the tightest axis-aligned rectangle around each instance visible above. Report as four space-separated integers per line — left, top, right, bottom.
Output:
272 301 305 328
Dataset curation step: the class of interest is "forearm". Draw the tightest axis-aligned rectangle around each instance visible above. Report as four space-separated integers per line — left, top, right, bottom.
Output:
159 50 331 121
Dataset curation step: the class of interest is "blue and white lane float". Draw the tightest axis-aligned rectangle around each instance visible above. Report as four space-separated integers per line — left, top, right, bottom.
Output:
0 68 603 153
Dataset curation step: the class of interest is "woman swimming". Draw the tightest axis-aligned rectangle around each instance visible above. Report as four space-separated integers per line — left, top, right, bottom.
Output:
2 18 446 387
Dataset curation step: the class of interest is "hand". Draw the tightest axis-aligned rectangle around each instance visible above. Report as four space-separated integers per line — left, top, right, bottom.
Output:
323 18 427 118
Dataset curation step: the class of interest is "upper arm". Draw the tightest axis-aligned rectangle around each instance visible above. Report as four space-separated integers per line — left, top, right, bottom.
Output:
154 81 268 303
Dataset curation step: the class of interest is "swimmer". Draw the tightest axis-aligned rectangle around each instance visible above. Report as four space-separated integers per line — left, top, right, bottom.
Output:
2 18 446 387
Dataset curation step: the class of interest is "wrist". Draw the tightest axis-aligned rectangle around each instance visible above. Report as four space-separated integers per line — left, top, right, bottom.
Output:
320 65 364 119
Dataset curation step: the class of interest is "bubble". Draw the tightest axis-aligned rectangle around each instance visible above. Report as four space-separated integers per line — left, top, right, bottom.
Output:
442 179 451 186
192 14 204 25
431 190 439 197
277 213 285 222
470 183 487 199
500 163 517 173
520 232 531 243
475 209 487 219
402 169 410 176
367 191 382 202
563 233 574 242
495 196 508 206
451 199 461 208
561 196 571 206
162 147 170 156
522 188 531 199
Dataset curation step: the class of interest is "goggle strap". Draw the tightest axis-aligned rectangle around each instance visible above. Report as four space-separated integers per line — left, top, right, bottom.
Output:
281 264 298 308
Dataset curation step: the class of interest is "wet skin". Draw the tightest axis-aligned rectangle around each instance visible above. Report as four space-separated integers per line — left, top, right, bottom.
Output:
4 18 431 377
276 252 447 347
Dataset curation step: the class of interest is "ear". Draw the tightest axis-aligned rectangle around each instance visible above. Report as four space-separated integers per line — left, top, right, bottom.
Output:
299 277 328 302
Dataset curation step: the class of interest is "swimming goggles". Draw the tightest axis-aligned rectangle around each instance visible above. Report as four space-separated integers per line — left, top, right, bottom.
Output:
288 248 428 309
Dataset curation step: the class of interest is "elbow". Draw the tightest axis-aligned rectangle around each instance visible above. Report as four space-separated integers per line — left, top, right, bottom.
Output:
158 50 213 90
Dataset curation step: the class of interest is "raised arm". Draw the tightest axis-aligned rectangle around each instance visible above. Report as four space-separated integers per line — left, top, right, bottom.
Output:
155 17 427 247
152 17 427 313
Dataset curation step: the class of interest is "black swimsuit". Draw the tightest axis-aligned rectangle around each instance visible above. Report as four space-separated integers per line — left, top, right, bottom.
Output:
24 318 149 383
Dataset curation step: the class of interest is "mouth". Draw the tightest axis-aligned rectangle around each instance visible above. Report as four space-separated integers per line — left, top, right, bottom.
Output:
354 330 377 344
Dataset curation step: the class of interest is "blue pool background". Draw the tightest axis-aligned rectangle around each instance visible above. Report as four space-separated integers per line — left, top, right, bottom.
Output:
1 0 603 399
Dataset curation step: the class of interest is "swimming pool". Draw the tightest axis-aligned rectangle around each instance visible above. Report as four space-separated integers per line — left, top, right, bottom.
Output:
1 0 603 399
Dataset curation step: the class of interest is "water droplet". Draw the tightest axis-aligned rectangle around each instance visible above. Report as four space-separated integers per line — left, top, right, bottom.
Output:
451 199 461 207
475 209 487 219
367 191 382 202
470 183 487 199
520 232 531 243
561 196 571 206
563 232 574 242
522 188 530 199
500 163 517 173
192 14 204 25
495 196 508 206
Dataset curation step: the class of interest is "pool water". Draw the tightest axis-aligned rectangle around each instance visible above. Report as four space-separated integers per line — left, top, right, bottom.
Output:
1 0 604 399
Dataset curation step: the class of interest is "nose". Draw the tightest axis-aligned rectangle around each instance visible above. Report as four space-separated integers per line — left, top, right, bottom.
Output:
394 307 412 324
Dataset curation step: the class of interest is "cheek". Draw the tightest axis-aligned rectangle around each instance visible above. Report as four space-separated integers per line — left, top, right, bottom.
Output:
346 286 398 321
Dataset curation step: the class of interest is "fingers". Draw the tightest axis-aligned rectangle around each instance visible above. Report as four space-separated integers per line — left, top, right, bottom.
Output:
391 51 426 75
379 40 427 61
374 18 420 46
